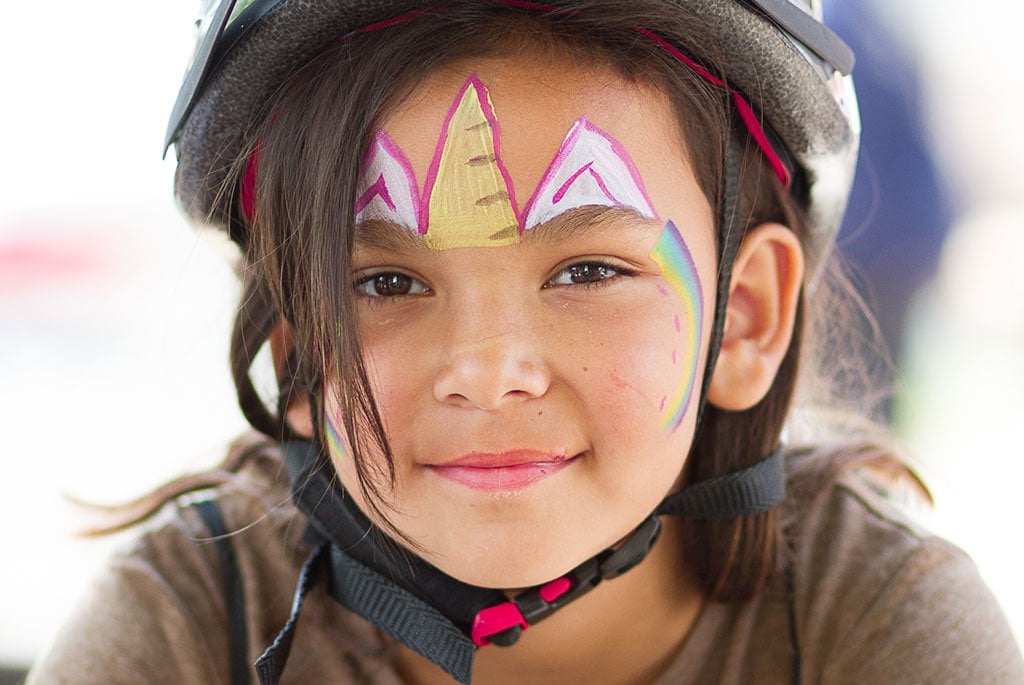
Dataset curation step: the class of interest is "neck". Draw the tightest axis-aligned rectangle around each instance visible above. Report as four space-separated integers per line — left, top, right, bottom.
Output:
395 518 704 685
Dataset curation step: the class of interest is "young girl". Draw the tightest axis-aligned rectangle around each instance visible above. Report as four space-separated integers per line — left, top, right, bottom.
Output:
30 1 1023 683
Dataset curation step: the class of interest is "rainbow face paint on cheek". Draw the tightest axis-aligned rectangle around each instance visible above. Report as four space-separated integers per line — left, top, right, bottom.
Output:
649 220 704 433
324 412 349 460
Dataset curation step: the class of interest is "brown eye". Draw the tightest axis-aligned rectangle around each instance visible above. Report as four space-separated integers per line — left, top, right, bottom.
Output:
355 272 428 297
549 261 626 287
568 264 615 284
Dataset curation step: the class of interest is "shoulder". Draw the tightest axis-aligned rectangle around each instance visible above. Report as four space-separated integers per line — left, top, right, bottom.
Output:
29 438 397 684
790 459 1024 683
28 439 297 684
110 437 309 625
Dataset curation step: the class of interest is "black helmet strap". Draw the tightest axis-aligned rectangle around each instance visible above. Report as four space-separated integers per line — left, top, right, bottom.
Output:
691 111 752 435
255 439 785 685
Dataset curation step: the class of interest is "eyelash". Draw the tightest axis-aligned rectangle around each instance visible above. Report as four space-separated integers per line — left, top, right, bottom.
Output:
353 259 635 300
545 260 636 290
354 271 430 299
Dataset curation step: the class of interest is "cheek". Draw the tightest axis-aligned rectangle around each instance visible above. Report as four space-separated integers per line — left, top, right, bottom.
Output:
574 300 696 515
362 345 429 434
580 294 700 436
352 314 433 422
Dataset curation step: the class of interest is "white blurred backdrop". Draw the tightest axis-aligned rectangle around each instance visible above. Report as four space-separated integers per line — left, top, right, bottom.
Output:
0 0 1021 671
0 2 247 667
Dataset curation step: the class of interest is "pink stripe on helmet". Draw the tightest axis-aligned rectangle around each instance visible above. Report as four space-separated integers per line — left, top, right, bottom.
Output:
241 142 260 222
635 27 791 189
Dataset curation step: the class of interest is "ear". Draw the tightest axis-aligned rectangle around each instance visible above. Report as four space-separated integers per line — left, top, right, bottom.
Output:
706 222 804 411
268 321 315 438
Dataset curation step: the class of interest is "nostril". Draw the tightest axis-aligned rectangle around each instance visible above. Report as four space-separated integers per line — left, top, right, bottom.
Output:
433 351 550 410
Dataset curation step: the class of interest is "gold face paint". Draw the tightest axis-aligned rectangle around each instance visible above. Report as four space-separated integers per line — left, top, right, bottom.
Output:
421 75 520 249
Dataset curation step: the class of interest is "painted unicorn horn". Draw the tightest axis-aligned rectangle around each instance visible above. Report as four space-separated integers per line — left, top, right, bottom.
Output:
422 75 520 249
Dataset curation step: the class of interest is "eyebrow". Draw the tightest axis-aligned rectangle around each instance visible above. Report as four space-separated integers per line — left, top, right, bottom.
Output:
353 219 426 253
353 206 654 253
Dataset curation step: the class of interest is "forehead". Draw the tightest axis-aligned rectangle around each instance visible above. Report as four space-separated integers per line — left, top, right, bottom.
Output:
375 51 708 233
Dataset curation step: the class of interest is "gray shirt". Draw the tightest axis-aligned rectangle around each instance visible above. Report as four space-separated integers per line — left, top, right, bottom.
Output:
29 445 1024 684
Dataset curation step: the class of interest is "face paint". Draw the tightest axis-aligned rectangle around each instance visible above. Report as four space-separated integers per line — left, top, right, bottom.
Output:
649 220 704 433
422 75 520 249
356 76 661 248
521 117 657 230
355 131 421 232
324 411 349 459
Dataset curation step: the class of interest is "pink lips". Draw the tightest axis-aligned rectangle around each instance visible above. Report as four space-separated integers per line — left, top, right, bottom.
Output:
427 450 575 492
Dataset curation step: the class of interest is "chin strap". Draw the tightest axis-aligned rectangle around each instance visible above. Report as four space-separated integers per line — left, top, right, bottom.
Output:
255 441 786 685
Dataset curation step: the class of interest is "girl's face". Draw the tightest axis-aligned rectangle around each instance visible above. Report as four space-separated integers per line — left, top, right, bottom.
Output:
325 51 717 588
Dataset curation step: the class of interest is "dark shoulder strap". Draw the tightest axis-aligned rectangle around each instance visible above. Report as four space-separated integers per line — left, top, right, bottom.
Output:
193 498 251 685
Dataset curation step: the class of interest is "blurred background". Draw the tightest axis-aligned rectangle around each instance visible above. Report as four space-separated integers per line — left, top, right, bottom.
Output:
0 0 1021 679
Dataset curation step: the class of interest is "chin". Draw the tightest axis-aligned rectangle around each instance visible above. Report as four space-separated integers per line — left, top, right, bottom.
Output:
433 553 579 590
416 525 616 589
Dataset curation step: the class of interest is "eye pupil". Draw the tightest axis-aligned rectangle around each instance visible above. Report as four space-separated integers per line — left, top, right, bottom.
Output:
569 264 611 283
375 273 412 296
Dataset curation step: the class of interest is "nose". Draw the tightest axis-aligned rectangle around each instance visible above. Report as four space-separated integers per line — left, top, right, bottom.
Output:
433 311 551 411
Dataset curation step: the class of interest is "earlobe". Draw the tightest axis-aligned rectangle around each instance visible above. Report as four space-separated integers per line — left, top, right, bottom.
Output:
285 394 315 439
706 223 804 411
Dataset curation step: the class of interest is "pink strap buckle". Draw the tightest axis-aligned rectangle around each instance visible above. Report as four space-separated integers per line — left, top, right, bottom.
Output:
470 602 528 647
539 577 572 603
